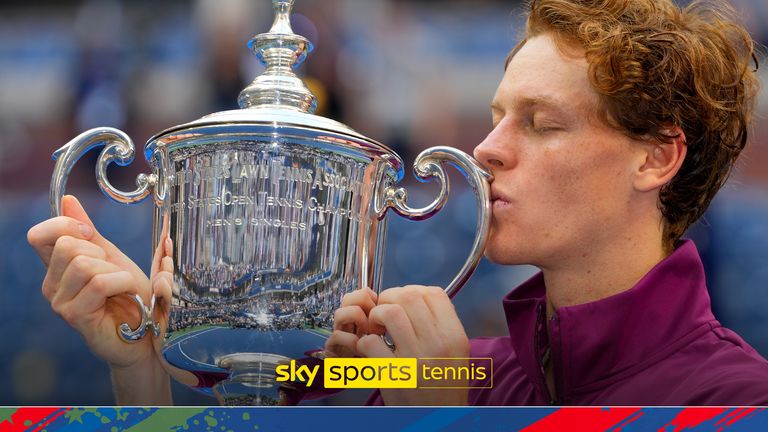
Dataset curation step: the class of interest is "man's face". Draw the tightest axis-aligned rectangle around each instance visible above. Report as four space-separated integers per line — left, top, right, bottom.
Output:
474 34 646 268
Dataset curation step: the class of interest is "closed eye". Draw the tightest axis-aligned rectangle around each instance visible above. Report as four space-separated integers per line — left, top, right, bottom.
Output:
530 114 566 134
532 124 563 133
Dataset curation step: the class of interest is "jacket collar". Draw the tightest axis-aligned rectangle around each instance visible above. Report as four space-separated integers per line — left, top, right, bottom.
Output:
502 240 716 398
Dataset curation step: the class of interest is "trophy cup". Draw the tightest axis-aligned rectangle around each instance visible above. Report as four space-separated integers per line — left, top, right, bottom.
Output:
50 0 491 405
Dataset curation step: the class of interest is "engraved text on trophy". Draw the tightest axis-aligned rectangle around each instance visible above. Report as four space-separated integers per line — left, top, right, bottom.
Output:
167 146 370 307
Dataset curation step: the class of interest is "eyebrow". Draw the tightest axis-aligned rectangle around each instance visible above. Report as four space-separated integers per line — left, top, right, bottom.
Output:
491 95 572 118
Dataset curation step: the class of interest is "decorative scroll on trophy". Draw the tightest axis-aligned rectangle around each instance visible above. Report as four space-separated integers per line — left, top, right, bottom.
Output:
49 0 491 405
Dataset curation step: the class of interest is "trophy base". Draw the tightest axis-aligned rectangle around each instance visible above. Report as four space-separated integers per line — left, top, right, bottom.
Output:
213 352 294 406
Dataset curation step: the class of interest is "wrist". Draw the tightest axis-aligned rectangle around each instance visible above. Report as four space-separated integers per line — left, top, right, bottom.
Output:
110 353 172 405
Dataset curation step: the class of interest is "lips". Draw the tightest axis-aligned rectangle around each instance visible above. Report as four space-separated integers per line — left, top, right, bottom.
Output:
490 189 512 208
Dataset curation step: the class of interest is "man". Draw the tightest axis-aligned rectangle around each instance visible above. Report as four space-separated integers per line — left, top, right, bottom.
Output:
327 0 768 405
28 0 766 405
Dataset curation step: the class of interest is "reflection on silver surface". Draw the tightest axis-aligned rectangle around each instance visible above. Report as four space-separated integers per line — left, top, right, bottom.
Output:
50 127 155 215
48 0 492 405
119 294 160 342
161 141 387 394
212 353 293 405
171 146 369 302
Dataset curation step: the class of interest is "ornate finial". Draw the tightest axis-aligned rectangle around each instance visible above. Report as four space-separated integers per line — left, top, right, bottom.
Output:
238 0 317 113
269 0 294 34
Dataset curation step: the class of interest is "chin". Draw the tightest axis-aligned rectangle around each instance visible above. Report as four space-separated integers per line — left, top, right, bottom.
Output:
483 230 547 266
483 241 526 266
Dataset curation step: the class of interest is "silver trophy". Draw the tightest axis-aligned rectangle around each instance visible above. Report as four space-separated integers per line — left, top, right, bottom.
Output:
49 0 491 405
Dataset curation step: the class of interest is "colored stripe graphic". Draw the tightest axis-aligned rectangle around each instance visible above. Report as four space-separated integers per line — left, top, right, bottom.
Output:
661 407 730 431
521 407 643 432
1 406 768 431
0 408 61 432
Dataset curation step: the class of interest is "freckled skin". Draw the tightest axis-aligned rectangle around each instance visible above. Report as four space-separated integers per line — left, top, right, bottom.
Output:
474 35 647 270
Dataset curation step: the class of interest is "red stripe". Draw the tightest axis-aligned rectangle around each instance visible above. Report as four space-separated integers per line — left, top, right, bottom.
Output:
521 407 642 432
714 408 746 428
612 410 644 431
31 408 69 432
659 407 729 432
716 407 765 430
0 408 60 432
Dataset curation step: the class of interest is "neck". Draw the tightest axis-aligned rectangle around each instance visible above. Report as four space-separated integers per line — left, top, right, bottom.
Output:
541 223 668 319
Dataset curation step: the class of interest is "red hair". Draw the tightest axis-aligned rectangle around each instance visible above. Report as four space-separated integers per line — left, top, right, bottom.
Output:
520 0 760 248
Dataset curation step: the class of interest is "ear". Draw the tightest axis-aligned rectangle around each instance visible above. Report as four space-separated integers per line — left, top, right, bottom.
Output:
633 127 687 192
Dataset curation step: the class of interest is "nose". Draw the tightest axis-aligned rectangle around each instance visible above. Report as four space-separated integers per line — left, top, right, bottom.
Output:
473 127 513 172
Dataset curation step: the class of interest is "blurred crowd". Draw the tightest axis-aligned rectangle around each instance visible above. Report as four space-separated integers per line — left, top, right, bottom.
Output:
1 0 767 405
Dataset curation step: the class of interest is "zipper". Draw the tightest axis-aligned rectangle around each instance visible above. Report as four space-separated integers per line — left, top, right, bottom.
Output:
534 303 557 405
549 312 563 405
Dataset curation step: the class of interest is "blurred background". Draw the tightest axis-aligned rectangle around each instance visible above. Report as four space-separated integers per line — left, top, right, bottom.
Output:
0 0 767 405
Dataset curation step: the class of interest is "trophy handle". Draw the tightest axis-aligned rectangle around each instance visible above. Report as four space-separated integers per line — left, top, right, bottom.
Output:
119 294 161 341
51 127 156 216
377 146 493 298
50 127 159 343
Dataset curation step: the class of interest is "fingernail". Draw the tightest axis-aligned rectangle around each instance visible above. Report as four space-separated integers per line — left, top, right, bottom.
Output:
79 224 93 238
165 238 173 254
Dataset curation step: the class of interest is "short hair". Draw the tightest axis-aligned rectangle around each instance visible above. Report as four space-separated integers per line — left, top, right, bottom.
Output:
518 0 760 249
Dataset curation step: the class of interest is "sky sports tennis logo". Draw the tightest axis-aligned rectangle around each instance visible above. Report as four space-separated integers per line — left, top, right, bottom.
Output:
275 358 493 389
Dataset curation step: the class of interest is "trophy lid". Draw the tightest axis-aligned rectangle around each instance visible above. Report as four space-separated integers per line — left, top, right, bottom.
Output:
149 0 399 172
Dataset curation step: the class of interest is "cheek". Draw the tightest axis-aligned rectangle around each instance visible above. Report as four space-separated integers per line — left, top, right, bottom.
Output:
531 147 625 226
550 148 633 222
484 137 635 262
530 150 585 212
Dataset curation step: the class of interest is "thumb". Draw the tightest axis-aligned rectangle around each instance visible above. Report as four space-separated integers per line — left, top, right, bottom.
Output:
61 195 149 288
61 195 108 247
61 195 95 228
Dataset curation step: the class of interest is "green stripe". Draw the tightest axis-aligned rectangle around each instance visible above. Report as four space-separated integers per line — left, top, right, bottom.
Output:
124 408 208 432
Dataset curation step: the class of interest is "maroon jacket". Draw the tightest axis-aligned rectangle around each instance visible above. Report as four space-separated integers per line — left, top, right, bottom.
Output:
369 240 768 405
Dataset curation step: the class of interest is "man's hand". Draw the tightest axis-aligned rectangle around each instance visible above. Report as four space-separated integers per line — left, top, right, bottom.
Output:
325 287 378 358
27 195 171 404
325 285 470 406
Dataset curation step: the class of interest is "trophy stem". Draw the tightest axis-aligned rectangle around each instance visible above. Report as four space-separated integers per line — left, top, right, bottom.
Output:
213 353 294 406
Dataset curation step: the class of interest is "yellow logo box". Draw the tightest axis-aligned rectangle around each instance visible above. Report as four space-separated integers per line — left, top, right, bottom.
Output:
323 358 493 389
324 358 418 388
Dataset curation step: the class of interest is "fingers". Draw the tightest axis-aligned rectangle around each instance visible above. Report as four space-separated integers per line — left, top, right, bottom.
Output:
161 255 173 274
60 195 129 263
336 288 377 334
378 286 441 341
54 255 122 305
28 216 95 267
333 306 371 337
64 271 138 324
419 286 468 342
146 233 174 333
27 195 119 270
340 287 377 310
42 237 107 301
364 285 468 359
152 269 174 316
356 334 396 359
152 254 174 279
150 236 173 277
60 195 104 246
151 235 174 314
367 303 419 354
333 286 465 362
325 330 360 358
53 269 137 333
